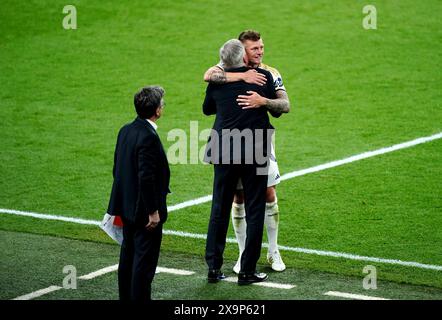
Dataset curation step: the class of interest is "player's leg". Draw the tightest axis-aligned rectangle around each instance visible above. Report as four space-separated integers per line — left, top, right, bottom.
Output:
239 163 267 276
231 181 246 274
265 149 286 272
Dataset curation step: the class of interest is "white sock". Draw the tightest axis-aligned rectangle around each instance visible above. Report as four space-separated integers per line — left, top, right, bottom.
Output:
265 200 279 253
231 202 246 258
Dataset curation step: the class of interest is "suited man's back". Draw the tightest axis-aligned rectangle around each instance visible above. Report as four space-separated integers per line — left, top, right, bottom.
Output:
203 61 276 279
203 66 277 164
203 66 276 131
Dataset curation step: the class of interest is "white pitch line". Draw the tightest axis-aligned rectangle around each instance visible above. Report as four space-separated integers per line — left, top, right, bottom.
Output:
2 131 441 221
0 208 100 226
2 132 442 271
168 195 213 212
12 285 63 300
78 264 119 280
165 132 442 211
156 267 195 275
280 131 442 181
12 265 195 300
276 244 442 271
167 232 442 271
163 229 208 240
1 209 442 271
77 264 195 279
223 277 296 289
165 131 442 210
324 291 390 300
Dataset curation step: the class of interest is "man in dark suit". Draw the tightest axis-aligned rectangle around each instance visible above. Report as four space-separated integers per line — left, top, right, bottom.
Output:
107 86 170 301
203 39 277 285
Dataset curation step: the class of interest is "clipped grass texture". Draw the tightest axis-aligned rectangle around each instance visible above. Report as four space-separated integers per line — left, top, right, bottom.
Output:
2 230 442 300
0 0 441 298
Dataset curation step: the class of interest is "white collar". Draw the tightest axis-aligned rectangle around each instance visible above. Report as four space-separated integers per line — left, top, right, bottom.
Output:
146 119 158 131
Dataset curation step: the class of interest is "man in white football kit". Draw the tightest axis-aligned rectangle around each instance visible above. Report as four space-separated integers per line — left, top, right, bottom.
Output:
204 30 291 273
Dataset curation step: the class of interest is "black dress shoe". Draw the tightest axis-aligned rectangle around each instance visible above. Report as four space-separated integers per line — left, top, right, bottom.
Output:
237 272 268 285
207 269 226 283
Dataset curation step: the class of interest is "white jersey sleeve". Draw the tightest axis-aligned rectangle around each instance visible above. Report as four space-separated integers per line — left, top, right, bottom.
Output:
260 63 286 92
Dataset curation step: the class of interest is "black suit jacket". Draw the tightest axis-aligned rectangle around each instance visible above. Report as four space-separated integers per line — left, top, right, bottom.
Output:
202 66 277 164
107 117 170 225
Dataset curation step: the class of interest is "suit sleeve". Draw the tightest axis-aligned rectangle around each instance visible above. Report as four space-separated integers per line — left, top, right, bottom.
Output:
138 134 160 215
202 85 217 115
113 144 117 178
112 129 123 178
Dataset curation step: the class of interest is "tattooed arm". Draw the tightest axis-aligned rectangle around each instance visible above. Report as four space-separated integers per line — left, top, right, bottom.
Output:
265 90 290 114
204 66 228 84
237 90 290 114
203 66 266 85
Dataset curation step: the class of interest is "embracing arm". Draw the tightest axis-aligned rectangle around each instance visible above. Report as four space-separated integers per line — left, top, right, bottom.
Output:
203 66 266 85
237 90 290 115
265 90 290 114
204 66 228 84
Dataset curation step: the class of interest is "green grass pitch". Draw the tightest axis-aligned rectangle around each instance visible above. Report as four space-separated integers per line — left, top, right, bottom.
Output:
0 0 441 299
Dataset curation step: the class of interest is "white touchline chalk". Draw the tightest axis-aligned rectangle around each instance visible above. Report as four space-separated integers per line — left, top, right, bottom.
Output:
2 132 442 271
78 264 119 280
324 291 390 300
156 267 195 275
13 285 63 300
223 277 296 289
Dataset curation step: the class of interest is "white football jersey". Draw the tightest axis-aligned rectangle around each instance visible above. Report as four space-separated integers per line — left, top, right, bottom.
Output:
259 63 286 92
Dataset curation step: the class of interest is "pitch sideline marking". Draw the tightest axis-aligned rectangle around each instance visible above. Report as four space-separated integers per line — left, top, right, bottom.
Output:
170 131 442 211
156 267 195 275
279 131 442 181
2 209 441 271
77 264 195 281
1 132 442 272
12 265 293 300
324 291 390 300
2 218 442 272
12 264 196 300
78 264 119 280
13 286 63 300
223 277 296 289
0 208 101 226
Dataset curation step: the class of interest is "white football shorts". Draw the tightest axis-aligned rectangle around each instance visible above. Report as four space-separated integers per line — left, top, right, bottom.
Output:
236 144 280 190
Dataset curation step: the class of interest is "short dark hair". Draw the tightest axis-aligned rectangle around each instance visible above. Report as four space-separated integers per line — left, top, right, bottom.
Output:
134 86 165 119
238 30 261 42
